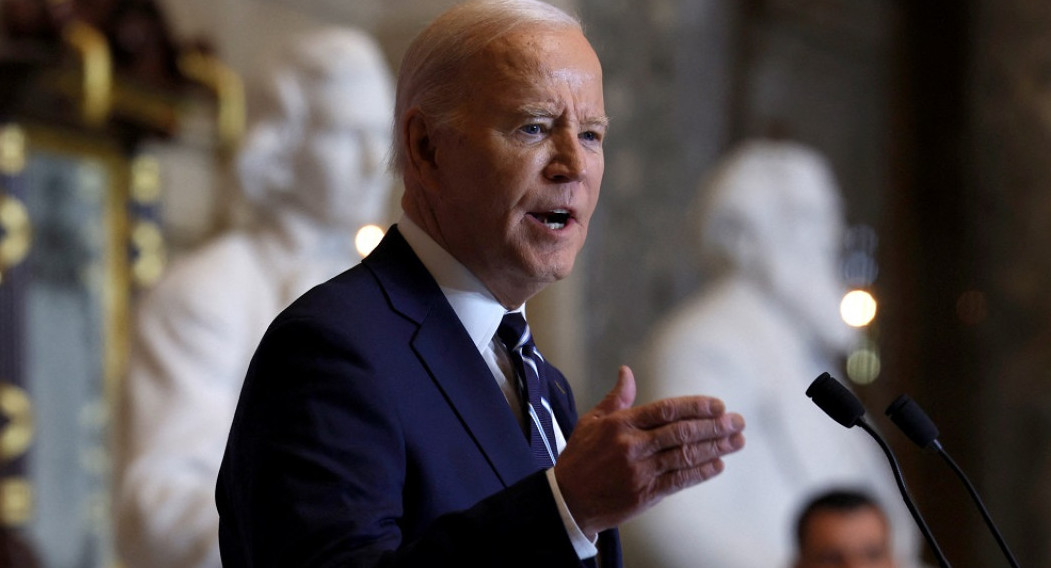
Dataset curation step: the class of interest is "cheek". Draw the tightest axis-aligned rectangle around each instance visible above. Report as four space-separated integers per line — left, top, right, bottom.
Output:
588 150 605 190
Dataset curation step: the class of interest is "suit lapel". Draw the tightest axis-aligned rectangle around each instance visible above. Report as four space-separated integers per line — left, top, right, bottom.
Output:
364 226 538 487
367 228 623 567
539 363 579 439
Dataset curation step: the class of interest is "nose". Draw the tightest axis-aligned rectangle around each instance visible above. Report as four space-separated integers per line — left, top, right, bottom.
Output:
543 130 586 183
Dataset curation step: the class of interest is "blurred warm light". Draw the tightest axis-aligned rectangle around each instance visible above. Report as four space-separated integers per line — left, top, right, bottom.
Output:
840 290 877 327
846 347 881 384
355 224 385 258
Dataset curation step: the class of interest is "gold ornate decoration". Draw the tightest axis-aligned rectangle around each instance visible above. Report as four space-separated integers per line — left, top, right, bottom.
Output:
0 193 32 274
63 21 114 127
178 51 246 153
0 125 26 175
0 477 32 527
0 383 33 463
130 155 162 204
130 220 166 288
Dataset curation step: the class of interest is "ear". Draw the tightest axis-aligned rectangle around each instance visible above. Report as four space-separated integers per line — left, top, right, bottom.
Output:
404 109 441 190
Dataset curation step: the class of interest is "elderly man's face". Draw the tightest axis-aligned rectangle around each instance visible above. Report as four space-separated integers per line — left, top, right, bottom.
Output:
428 26 606 305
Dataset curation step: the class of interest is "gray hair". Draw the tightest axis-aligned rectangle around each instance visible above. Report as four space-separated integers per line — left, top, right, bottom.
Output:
389 0 582 173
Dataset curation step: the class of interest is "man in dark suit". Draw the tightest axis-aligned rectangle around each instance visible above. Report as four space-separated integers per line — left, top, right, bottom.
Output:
216 1 747 566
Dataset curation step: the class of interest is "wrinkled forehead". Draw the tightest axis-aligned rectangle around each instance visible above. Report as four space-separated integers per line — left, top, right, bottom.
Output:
470 25 602 87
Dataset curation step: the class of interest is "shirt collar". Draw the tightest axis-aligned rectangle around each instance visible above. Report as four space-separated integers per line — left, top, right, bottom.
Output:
397 214 524 353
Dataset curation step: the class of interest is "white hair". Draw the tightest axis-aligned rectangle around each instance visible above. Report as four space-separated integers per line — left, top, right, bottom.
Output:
389 0 582 173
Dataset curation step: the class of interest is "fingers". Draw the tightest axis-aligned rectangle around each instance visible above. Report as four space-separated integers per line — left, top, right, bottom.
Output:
643 428 745 499
628 395 728 430
554 377 747 535
645 412 746 455
650 430 746 473
650 458 727 496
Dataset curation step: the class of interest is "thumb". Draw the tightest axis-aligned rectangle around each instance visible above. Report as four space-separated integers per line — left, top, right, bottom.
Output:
593 365 636 415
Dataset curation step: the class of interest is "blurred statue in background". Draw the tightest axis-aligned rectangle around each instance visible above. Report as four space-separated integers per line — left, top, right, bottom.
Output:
622 139 920 567
114 27 395 568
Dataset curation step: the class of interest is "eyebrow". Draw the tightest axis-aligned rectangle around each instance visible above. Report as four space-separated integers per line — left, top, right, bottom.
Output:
519 104 610 129
583 115 611 129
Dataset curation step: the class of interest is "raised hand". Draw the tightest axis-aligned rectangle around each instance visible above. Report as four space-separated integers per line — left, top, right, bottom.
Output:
554 365 746 538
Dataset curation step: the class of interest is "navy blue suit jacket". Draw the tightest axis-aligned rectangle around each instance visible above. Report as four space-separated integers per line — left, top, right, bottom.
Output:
217 226 622 567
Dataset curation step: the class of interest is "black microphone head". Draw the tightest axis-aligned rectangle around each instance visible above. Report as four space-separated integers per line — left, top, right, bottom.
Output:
885 394 940 449
806 372 866 428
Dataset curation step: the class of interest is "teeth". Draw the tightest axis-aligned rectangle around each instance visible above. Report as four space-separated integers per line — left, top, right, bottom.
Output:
546 208 571 228
534 209 569 230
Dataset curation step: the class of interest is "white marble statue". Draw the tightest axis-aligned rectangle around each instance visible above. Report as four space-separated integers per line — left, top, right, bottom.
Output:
114 27 395 568
622 140 922 568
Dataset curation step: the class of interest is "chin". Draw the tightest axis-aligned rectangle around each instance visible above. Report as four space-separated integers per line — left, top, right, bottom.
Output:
534 257 576 284
512 241 583 285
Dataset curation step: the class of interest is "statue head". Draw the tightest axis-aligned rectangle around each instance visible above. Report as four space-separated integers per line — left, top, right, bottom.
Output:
236 27 395 233
695 139 853 351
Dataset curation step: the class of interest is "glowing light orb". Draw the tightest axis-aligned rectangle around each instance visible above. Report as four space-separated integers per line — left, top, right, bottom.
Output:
355 224 385 258
840 290 877 327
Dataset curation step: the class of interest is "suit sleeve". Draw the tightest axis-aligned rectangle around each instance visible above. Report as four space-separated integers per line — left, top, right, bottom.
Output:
216 315 582 567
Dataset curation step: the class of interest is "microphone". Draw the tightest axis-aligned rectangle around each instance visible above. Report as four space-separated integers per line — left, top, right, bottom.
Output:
806 372 865 427
806 372 952 568
886 395 1021 568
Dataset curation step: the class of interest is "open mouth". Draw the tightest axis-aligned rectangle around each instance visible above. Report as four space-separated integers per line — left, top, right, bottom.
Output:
529 209 571 230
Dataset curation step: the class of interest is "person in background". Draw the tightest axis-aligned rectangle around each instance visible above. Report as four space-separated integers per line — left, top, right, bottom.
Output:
793 489 898 568
114 27 395 568
622 139 920 568
215 1 746 566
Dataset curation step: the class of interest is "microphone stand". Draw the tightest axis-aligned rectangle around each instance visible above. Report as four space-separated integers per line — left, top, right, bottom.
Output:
931 441 1020 568
886 394 1021 567
855 419 952 568
807 373 953 568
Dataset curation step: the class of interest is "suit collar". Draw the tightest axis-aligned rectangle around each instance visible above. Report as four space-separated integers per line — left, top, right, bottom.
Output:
363 226 540 486
397 215 510 353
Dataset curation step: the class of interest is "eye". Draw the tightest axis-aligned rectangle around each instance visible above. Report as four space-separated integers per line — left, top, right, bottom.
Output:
580 130 602 143
520 124 543 135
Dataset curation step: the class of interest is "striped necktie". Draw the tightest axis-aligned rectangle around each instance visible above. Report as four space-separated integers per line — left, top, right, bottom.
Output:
497 312 558 468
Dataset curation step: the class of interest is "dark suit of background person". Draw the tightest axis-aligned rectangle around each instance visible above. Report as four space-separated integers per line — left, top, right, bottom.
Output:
216 1 746 566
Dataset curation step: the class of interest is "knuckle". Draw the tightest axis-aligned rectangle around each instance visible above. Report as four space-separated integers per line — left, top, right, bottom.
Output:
709 419 723 437
655 401 676 423
678 445 695 468
670 421 691 445
670 468 700 492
